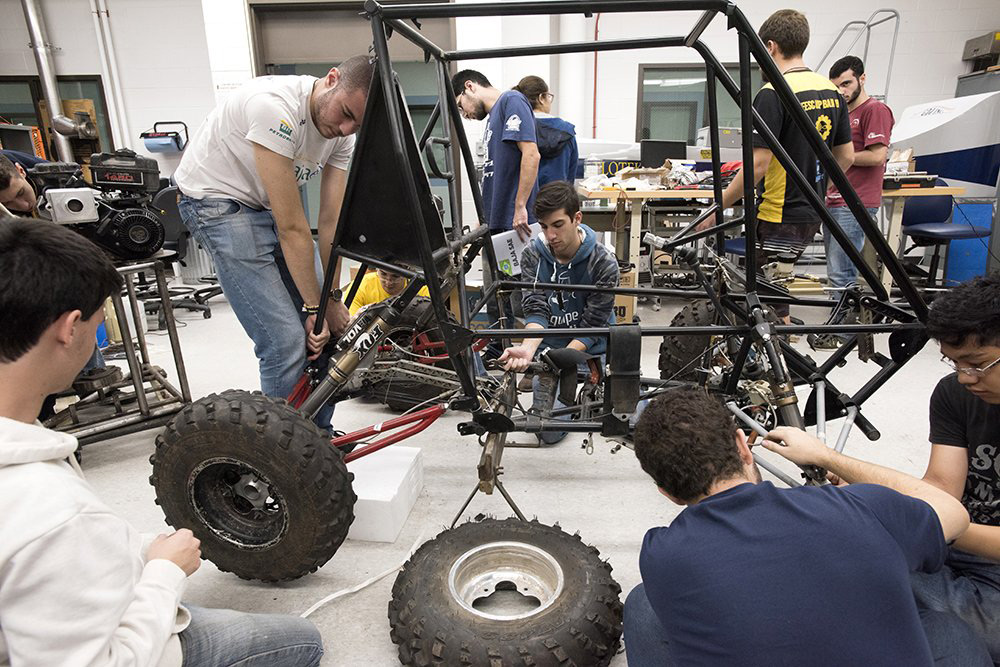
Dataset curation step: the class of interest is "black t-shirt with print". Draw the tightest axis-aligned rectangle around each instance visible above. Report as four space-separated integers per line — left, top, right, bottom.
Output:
751 70 851 224
929 373 1000 525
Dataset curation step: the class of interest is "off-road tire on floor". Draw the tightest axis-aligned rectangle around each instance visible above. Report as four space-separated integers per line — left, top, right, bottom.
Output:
149 389 355 582
658 300 717 381
388 517 623 667
366 297 458 412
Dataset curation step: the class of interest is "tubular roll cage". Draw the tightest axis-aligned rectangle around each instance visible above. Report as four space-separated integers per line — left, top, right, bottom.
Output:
302 0 928 473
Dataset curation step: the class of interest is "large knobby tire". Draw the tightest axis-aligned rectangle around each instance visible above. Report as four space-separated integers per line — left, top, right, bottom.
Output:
149 390 355 582
658 300 716 381
388 518 623 666
366 296 458 412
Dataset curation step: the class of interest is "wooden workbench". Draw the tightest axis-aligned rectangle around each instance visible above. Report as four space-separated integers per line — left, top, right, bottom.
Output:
578 187 716 268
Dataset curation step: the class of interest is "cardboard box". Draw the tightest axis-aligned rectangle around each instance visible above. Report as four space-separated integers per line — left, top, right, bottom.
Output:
614 270 637 324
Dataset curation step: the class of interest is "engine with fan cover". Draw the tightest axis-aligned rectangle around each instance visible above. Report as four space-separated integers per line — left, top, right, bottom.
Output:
27 148 165 260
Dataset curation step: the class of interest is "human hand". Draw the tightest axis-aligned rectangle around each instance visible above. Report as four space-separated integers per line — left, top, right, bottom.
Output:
694 217 717 233
513 207 531 241
498 345 533 372
305 314 331 359
326 299 350 336
762 427 833 468
147 529 201 576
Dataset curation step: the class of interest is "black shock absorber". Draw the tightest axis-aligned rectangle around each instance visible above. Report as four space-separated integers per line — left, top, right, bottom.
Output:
299 280 424 418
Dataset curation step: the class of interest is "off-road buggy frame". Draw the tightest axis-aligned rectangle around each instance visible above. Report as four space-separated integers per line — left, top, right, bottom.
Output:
150 0 929 588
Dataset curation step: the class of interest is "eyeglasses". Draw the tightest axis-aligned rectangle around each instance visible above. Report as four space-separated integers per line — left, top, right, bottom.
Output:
541 92 555 101
941 354 1000 377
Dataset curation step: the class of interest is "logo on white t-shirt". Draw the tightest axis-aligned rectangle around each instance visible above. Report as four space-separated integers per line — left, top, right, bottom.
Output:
505 114 522 132
269 118 294 143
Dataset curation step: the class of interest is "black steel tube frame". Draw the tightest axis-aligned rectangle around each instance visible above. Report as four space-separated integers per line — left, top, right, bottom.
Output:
302 0 931 447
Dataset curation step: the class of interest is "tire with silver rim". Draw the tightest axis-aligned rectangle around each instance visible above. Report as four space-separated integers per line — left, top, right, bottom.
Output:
389 517 623 666
149 389 355 582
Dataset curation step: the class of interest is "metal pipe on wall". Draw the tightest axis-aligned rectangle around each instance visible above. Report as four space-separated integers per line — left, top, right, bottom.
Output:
19 0 74 161
95 0 132 148
89 0 125 148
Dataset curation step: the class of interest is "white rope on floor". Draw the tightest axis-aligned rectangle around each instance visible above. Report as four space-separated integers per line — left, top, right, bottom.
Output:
299 530 426 619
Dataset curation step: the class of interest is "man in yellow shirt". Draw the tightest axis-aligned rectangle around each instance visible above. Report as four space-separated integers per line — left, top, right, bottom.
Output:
345 268 429 315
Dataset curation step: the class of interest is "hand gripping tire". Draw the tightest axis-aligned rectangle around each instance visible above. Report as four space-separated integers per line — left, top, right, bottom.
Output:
388 518 623 666
658 300 716 381
149 390 355 582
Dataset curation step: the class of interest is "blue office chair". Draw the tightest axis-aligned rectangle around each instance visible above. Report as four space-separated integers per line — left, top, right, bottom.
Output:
900 178 990 286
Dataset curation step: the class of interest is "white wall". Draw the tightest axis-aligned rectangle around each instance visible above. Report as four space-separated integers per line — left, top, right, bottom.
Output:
0 0 218 177
581 0 1000 144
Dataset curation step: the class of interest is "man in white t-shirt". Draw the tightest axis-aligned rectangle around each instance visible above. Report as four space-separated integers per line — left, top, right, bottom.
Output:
174 55 373 427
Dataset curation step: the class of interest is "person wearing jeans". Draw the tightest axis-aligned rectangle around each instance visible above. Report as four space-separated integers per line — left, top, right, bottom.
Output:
823 205 879 289
819 55 894 347
0 219 324 667
498 182 618 445
178 196 333 428
913 274 1000 661
174 57 374 428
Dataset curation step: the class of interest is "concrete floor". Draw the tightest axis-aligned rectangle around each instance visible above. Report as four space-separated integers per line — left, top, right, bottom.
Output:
78 288 947 666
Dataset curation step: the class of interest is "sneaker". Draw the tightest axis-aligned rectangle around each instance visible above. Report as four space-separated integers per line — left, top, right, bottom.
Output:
808 333 843 350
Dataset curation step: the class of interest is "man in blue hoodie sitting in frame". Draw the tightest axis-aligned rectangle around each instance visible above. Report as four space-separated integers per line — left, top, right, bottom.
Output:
499 180 619 444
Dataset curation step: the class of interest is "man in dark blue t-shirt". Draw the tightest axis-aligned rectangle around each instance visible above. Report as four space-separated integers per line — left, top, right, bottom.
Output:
452 69 540 239
624 387 988 667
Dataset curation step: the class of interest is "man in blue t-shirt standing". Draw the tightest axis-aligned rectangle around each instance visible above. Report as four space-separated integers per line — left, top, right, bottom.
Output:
624 387 989 667
452 69 540 240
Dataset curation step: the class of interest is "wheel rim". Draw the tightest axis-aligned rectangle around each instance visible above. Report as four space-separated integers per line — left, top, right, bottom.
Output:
448 541 565 621
188 457 289 550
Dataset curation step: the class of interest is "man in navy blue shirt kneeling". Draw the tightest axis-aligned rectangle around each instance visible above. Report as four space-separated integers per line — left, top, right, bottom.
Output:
625 388 989 666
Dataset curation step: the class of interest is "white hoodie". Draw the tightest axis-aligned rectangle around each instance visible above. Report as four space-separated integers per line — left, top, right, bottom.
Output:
0 417 189 666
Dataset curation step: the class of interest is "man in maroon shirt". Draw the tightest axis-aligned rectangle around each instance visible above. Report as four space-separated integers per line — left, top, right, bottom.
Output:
824 57 894 288
814 55 894 348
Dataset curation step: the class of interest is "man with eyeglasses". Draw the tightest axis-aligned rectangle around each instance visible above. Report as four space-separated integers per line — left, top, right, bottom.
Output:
343 268 429 316
914 273 1000 661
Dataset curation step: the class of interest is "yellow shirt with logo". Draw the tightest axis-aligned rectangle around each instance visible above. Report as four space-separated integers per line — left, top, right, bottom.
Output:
345 271 430 315
751 70 852 224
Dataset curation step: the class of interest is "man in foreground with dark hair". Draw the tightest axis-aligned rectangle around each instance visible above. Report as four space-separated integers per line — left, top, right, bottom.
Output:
174 55 375 430
696 9 854 325
912 273 1000 660
498 180 618 443
623 387 989 666
0 217 323 666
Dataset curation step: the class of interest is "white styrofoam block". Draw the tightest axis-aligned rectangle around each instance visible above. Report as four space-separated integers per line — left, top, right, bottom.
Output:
346 446 424 543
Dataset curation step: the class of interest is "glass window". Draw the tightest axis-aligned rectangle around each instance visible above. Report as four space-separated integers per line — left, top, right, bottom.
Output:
0 76 114 159
636 65 762 143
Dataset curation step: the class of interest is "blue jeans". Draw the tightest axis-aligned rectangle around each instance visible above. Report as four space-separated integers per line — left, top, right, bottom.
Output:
625 582 991 666
179 605 323 667
912 548 1000 664
178 195 333 429
824 206 878 290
